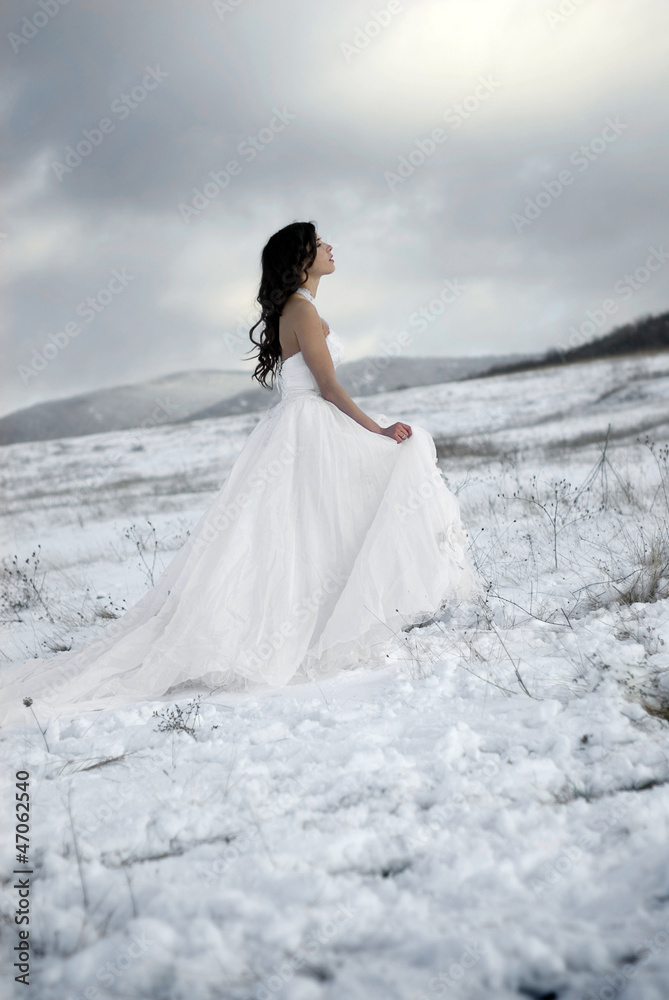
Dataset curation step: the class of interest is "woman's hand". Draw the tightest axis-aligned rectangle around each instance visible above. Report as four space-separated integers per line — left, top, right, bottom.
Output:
379 421 412 443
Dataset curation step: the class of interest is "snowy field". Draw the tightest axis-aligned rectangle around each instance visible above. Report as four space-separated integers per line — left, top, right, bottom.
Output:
1 351 669 1000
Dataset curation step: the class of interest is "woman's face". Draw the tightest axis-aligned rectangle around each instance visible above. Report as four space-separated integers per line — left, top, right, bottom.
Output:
308 233 335 277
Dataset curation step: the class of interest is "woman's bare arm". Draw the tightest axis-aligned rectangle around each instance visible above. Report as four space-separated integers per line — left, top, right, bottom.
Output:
289 299 412 441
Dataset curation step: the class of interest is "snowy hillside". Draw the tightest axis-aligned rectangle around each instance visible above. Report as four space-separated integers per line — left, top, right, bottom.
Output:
0 352 533 447
1 351 669 999
0 369 253 447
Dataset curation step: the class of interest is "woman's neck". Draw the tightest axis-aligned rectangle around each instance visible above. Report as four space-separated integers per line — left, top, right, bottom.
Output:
301 275 320 298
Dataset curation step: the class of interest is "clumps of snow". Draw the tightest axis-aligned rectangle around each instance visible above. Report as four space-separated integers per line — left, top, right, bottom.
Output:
1 354 669 998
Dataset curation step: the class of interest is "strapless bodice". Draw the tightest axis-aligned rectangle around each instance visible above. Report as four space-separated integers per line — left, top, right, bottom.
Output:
276 296 346 402
277 331 346 400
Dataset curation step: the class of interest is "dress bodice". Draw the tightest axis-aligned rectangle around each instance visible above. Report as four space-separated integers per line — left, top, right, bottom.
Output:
276 288 346 400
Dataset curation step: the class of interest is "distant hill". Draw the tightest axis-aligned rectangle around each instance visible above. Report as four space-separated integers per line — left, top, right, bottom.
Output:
179 353 532 424
482 310 669 379
1 308 667 447
0 353 532 447
0 371 251 447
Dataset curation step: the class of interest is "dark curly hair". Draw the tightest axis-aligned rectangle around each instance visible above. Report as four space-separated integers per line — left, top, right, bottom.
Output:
247 221 319 388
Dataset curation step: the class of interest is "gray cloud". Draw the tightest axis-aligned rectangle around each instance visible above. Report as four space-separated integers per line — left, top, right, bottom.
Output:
2 0 668 416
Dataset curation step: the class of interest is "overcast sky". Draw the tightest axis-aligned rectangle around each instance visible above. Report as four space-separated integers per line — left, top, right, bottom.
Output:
2 0 668 417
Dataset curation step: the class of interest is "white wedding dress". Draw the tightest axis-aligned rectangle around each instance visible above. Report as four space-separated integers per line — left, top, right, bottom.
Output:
0 288 482 726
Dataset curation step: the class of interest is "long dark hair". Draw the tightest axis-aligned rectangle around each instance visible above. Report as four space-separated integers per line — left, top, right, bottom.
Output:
248 221 318 388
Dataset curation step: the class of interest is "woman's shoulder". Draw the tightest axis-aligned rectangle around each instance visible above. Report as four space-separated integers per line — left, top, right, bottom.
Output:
283 291 313 311
282 293 319 324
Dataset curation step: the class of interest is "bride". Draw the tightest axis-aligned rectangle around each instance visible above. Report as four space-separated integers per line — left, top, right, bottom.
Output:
0 221 482 727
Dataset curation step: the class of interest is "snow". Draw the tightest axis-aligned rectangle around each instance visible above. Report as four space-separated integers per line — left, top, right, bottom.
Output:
1 352 669 999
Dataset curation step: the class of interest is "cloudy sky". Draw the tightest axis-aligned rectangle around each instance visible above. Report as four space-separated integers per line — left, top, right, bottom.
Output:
2 0 668 417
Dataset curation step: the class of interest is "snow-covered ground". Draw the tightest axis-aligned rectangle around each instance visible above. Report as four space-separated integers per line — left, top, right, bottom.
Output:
1 352 669 1000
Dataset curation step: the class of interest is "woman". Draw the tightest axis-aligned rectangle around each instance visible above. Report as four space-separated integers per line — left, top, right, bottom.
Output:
0 221 482 727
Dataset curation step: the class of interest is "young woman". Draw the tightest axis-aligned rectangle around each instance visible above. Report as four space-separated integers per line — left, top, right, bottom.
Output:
0 221 482 726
